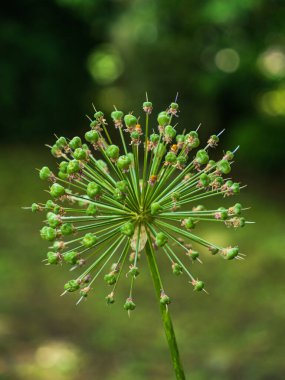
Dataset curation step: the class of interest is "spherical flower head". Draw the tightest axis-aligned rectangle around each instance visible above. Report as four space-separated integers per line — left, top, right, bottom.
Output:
28 97 250 311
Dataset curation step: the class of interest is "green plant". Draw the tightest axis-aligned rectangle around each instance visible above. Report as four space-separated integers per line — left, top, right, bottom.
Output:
26 97 250 379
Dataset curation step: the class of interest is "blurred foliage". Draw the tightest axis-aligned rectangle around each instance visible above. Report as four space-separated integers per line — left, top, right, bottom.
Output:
1 0 285 175
1 0 285 379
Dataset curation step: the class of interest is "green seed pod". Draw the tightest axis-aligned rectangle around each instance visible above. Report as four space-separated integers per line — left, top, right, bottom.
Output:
160 294 171 305
47 251 60 265
40 226 57 241
120 222 135 237
164 125 176 139
176 134 185 144
217 207 228 220
239 217 246 227
207 160 216 169
86 203 97 216
64 280 80 292
58 171 69 180
157 111 170 126
193 281 204 291
63 251 79 265
117 155 132 171
106 293 115 304
225 180 233 187
196 150 209 165
85 130 99 144
47 212 61 228
97 160 108 172
113 188 124 201
199 173 211 187
177 155 187 166
151 202 162 215
143 101 152 108
59 161 68 173
106 145 120 160
231 183 240 193
131 130 140 140
39 166 52 180
94 111 104 119
184 217 196 229
73 148 87 161
67 159 81 174
225 150 234 160
31 203 40 212
45 200 55 210
170 102 179 110
116 180 128 192
226 247 239 260
127 153 134 162
124 298 136 311
104 273 117 285
52 240 65 251
172 263 183 275
129 266 139 277
150 133 160 143
50 183 65 198
60 223 74 236
51 144 61 157
53 205 61 214
82 233 97 248
55 136 67 148
165 152 177 164
90 120 99 129
232 203 242 215
171 191 181 201
186 131 200 148
124 114 137 127
189 250 199 261
111 110 124 121
156 232 168 247
69 136 82 150
87 182 102 198
209 247 219 255
217 159 231 174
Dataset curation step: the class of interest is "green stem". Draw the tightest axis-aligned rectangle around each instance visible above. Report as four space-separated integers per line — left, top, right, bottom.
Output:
145 238 186 380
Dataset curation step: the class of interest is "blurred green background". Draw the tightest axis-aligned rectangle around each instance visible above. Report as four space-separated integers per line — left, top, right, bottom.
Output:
1 0 285 379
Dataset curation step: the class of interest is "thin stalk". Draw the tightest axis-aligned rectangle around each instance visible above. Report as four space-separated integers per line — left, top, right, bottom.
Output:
145 236 186 380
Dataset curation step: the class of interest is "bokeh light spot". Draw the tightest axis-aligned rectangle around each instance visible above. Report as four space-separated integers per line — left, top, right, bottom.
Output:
260 88 285 116
215 48 240 73
87 46 124 85
258 47 285 79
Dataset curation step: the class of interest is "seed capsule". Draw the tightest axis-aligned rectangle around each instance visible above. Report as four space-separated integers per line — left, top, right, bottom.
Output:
120 222 135 237
47 251 61 265
40 226 57 241
87 182 102 198
60 223 74 236
82 233 97 248
195 149 209 165
217 159 231 174
39 166 52 181
85 130 99 143
117 155 132 171
151 202 162 215
69 136 82 150
172 263 183 275
156 232 168 247
106 145 120 160
64 280 80 292
64 251 79 265
157 111 170 126
123 298 136 311
124 114 137 128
